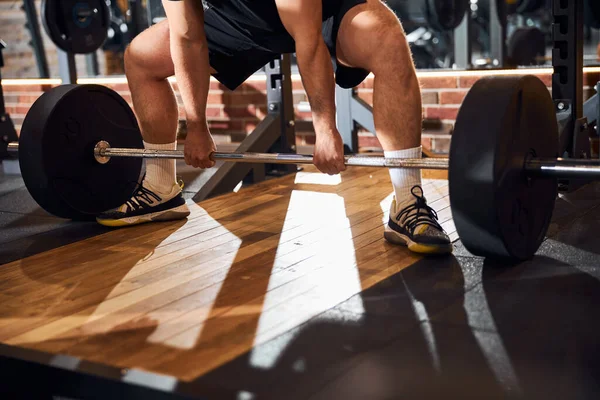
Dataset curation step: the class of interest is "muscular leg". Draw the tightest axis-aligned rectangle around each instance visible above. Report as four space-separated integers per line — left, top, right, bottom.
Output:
336 0 421 151
96 21 211 226
125 20 178 145
335 1 451 254
122 20 181 198
336 0 423 207
126 20 218 143
124 20 217 195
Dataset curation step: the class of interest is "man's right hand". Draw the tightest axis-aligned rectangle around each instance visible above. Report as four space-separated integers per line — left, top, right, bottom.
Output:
184 124 217 168
313 127 347 175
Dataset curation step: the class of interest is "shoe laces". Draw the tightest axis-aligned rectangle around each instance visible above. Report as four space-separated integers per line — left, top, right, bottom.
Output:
396 185 443 234
126 185 162 212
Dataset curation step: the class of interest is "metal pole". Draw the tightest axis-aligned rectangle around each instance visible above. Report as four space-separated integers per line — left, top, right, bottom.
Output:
454 9 472 69
22 0 50 78
96 146 450 170
57 50 77 84
525 158 600 179
552 0 584 156
596 82 600 142
87 147 600 177
85 52 100 77
489 0 506 67
8 142 600 178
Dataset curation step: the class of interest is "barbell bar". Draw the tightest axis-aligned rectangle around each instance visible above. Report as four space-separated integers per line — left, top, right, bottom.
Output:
9 141 600 179
90 140 452 169
89 143 600 179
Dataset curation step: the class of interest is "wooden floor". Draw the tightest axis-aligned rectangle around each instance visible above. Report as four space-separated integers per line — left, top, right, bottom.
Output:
0 165 455 382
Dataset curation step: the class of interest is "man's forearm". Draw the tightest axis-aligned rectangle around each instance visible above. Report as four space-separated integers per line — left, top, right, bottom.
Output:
170 37 211 133
295 39 337 132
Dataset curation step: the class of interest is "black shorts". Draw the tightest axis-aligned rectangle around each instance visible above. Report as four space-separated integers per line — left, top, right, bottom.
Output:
204 0 369 91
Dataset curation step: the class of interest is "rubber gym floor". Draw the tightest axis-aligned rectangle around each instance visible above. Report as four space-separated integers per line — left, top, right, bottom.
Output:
1 157 600 399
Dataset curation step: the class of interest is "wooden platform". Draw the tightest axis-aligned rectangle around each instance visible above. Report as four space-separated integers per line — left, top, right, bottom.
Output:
0 166 454 382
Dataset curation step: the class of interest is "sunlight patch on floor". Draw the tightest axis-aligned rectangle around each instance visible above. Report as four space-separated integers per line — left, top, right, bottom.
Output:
249 190 364 369
294 171 342 186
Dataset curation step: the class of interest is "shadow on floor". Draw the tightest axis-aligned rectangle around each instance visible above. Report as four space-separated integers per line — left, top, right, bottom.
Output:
182 250 600 400
0 211 109 265
1 220 187 352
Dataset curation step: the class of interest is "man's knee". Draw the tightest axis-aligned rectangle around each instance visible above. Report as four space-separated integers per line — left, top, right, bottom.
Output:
124 21 172 80
124 40 143 78
124 40 147 73
370 28 414 74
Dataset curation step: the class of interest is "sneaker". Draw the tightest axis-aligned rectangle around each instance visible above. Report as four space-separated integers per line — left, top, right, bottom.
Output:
384 185 452 255
96 181 190 227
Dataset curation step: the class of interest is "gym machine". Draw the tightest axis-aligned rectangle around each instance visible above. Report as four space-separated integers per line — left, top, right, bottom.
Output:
193 55 298 202
22 0 50 78
456 0 548 69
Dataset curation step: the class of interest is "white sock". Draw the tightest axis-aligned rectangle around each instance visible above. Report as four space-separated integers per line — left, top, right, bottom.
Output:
143 141 177 195
385 146 423 212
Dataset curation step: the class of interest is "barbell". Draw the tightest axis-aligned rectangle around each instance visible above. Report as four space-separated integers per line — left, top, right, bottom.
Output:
10 140 597 175
6 75 599 261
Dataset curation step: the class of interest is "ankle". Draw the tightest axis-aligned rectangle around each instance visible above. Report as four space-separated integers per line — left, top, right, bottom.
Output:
143 141 177 195
143 179 179 198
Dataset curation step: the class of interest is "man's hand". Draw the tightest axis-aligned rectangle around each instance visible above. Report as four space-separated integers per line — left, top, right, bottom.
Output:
313 127 347 175
184 123 217 168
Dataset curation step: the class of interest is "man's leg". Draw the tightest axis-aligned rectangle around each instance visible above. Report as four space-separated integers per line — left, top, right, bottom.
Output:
335 0 451 254
97 21 191 227
125 21 179 194
337 0 421 202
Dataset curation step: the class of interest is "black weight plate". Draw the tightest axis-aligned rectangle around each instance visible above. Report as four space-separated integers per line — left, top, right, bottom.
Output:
449 75 558 260
19 85 143 220
507 27 545 66
426 0 470 31
42 0 110 54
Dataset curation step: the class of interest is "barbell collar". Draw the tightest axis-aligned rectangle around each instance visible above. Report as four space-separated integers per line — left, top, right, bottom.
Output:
7 142 18 155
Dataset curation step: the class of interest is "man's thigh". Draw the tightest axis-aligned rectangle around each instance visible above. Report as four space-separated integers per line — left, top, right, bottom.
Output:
335 0 405 71
128 20 217 78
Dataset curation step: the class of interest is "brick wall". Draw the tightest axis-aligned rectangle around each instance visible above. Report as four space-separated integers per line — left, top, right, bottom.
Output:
3 69 600 154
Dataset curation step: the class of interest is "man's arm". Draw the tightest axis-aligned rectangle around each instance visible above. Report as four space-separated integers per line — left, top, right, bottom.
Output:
162 0 215 168
275 0 336 131
275 0 345 174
